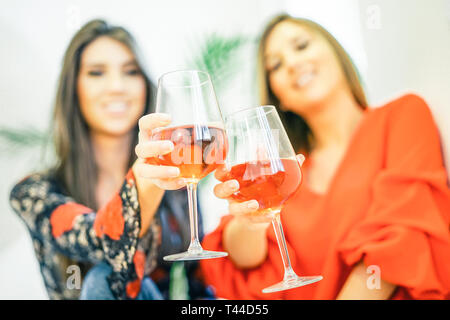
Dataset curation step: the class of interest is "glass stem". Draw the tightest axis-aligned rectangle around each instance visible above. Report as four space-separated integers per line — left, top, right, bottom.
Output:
186 182 202 254
271 211 298 282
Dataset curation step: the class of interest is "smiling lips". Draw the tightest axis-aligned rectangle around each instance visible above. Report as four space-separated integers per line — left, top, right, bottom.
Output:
293 65 316 89
104 102 130 115
296 71 315 88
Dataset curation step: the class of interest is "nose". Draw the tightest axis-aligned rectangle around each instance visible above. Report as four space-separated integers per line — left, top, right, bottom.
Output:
284 52 302 75
106 70 125 92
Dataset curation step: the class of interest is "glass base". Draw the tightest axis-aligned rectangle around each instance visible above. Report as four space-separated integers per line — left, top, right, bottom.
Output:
163 250 228 261
262 275 323 294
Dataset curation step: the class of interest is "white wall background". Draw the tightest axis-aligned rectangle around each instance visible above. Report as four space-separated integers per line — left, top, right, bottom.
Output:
358 0 450 173
0 0 448 299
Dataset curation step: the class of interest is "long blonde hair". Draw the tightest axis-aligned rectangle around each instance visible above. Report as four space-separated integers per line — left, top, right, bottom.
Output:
257 14 367 154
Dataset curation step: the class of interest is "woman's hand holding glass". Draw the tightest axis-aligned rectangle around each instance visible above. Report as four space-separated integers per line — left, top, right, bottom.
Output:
136 70 228 261
216 105 322 293
213 154 306 224
134 113 187 190
133 112 188 238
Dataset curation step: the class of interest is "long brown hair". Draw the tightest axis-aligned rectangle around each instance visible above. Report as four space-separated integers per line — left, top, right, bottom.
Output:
257 14 367 154
51 19 154 210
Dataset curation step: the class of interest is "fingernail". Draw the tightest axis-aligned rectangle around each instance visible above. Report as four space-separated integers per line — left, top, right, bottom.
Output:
168 167 179 176
159 113 171 121
162 141 174 150
247 200 259 209
226 180 239 190
220 166 230 173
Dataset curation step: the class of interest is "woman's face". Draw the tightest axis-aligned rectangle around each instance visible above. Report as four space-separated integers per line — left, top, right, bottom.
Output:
77 36 146 138
264 20 347 116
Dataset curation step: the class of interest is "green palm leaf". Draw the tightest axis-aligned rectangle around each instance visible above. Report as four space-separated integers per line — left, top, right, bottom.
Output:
186 32 258 186
0 126 50 154
186 33 255 93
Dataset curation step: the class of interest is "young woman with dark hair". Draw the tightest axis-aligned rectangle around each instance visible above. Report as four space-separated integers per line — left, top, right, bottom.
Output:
10 19 212 300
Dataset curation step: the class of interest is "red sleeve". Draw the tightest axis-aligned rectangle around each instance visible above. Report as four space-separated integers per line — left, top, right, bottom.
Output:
10 168 158 300
200 215 299 300
338 94 450 299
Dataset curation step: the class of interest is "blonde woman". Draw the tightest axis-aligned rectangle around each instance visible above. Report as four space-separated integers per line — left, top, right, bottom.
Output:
199 14 450 300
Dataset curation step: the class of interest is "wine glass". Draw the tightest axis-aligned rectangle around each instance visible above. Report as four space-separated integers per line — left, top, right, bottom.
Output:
147 70 229 261
224 105 323 293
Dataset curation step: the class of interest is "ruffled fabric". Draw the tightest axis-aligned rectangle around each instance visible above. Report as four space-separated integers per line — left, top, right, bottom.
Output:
10 168 161 300
338 168 450 299
200 94 450 300
337 95 450 299
201 215 300 300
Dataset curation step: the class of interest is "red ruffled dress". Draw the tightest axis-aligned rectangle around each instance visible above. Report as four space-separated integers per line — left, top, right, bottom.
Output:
200 94 450 299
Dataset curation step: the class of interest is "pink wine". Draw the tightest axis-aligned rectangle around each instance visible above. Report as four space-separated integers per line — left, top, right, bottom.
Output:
146 124 228 181
223 158 302 213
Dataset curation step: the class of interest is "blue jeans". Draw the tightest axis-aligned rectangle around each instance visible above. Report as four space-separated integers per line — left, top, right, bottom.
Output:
80 262 163 300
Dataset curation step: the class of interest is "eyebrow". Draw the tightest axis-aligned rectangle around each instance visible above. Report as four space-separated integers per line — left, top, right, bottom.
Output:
264 34 310 62
290 34 309 44
82 59 138 68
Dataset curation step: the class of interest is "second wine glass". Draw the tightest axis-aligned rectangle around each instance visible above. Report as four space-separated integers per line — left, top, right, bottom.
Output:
224 105 323 293
147 70 229 261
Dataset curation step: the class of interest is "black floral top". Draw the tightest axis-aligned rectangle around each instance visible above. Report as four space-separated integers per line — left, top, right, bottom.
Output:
9 168 208 300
